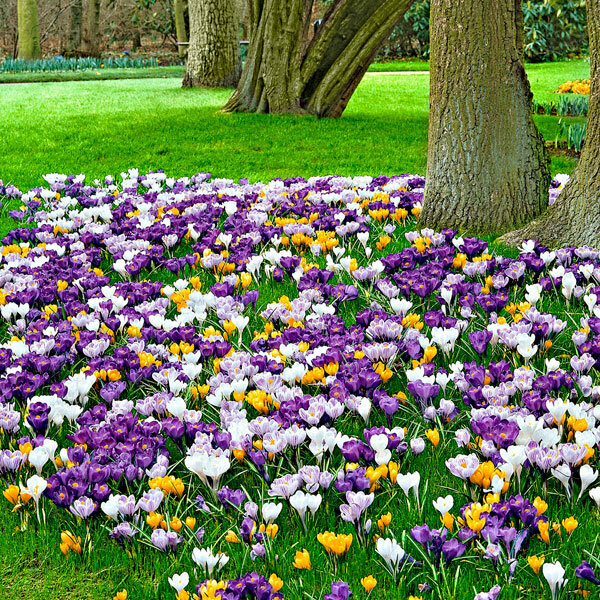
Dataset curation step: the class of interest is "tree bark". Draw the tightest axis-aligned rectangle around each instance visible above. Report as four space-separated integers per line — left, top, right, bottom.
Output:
82 0 101 57
183 0 241 88
418 0 550 235
17 0 42 59
222 0 413 118
66 0 83 56
174 0 188 59
499 0 600 248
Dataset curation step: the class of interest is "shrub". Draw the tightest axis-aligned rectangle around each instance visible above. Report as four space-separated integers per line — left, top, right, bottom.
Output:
523 0 587 62
376 0 587 62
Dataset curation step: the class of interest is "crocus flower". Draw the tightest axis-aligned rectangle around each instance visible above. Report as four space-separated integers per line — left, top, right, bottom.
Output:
575 560 600 585
542 561 566 600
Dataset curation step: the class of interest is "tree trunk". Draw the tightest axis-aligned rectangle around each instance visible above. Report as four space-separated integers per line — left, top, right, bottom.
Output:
66 0 83 56
17 0 42 59
174 0 188 59
132 29 141 51
82 0 101 57
418 0 550 235
499 0 600 248
222 0 413 118
183 0 241 88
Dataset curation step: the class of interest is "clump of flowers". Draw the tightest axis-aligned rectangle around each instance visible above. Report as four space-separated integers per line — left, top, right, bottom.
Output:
557 79 591 94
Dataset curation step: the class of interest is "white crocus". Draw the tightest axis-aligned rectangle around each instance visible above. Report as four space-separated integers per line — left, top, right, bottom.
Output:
370 434 391 466
432 495 454 516
28 446 50 475
542 561 566 600
500 445 526 483
376 537 405 577
20 474 47 504
589 486 600 508
551 463 572 498
100 494 120 520
168 572 189 595
191 547 229 576
561 272 577 302
579 464 598 499
396 471 420 509
290 490 321 529
262 502 283 524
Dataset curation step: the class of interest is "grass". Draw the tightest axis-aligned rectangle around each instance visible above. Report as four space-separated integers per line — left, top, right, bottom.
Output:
0 60 588 241
0 60 429 84
0 59 589 194
0 58 427 86
368 59 430 71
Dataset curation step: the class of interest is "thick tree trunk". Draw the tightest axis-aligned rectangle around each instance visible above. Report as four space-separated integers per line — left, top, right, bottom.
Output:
499 0 600 248
183 0 241 88
17 0 42 59
174 0 188 59
222 0 413 118
66 0 83 56
418 0 550 235
82 0 101 57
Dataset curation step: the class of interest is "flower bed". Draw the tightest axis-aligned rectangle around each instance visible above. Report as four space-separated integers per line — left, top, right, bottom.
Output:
0 56 160 74
0 170 599 599
557 79 590 94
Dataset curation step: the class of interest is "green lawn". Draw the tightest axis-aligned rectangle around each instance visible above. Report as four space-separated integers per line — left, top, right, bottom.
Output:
0 60 427 84
0 59 589 198
369 59 430 71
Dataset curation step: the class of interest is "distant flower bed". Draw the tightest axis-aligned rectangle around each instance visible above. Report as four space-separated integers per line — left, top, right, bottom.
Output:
0 56 160 74
557 79 590 94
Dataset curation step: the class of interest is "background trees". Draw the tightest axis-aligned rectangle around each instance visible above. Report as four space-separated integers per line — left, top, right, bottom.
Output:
82 0 101 56
17 0 42 59
0 0 590 65
173 0 187 58
222 0 413 117
2 0 184 59
66 0 83 56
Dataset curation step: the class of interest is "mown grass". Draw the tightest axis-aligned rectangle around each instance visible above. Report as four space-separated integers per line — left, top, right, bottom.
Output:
0 60 589 194
0 58 429 85
0 59 429 85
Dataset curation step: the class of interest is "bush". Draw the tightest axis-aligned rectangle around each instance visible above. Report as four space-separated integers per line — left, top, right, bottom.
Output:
523 0 587 61
378 1 430 60
376 0 587 62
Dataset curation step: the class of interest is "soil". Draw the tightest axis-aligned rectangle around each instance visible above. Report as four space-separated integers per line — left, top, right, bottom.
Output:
546 140 581 158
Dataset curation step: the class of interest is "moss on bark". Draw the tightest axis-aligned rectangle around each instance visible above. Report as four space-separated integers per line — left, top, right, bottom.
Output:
17 0 42 60
222 0 413 118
